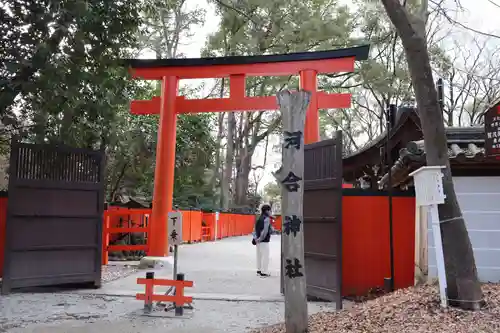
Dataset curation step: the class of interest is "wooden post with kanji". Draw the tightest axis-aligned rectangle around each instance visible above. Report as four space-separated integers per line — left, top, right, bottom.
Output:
274 89 309 333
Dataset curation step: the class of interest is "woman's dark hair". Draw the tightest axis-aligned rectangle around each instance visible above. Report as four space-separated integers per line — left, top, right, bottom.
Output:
261 204 271 214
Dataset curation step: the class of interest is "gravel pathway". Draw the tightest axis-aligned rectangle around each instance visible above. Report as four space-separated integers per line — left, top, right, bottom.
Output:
102 264 138 283
0 292 336 333
2 237 351 333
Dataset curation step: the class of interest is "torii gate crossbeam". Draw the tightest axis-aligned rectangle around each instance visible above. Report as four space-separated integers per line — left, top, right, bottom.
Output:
125 45 370 257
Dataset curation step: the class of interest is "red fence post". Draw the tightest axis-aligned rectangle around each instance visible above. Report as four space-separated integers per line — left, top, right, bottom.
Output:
191 211 202 242
175 273 185 316
181 210 191 243
136 274 194 311
145 271 154 312
0 196 7 278
102 213 110 265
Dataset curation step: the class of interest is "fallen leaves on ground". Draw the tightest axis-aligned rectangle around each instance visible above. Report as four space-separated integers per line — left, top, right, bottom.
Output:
253 284 500 333
344 286 388 303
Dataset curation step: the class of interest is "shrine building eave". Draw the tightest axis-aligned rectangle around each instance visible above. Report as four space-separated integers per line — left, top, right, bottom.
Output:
377 126 500 189
342 109 422 182
123 44 370 80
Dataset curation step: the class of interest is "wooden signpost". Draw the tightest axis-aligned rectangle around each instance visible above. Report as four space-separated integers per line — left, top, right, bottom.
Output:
168 211 183 248
274 89 310 333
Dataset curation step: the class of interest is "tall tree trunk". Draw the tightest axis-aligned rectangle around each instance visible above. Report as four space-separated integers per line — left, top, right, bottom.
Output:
210 80 227 206
232 113 281 207
221 112 236 210
211 112 225 205
234 146 253 206
234 112 251 207
381 0 483 310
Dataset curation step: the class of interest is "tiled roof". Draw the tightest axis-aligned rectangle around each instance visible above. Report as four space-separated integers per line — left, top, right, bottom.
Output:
405 140 485 162
378 126 489 188
447 143 485 160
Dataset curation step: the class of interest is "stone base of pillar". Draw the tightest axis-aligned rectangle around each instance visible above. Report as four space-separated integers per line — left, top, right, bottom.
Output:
138 256 174 270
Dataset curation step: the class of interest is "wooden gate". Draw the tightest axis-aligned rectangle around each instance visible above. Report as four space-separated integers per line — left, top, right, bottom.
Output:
1 139 105 294
303 131 343 309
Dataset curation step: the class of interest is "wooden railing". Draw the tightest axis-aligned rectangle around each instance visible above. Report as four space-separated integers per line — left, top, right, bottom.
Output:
101 207 259 264
102 208 151 265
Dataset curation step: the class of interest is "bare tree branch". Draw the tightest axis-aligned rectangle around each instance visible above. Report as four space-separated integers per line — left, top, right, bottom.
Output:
430 0 500 39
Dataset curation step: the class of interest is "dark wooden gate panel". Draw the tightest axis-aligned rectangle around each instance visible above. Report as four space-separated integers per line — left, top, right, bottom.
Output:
303 131 343 309
1 139 105 294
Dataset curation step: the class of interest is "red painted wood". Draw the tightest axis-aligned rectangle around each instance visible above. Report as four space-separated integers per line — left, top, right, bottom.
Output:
131 93 351 115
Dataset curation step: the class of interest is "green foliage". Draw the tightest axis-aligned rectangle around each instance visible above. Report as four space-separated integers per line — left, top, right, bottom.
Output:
1 0 142 136
204 0 358 207
205 0 356 57
1 0 216 208
353 0 413 102
263 182 281 202
317 0 451 150
139 0 206 58
103 85 217 206
174 113 217 208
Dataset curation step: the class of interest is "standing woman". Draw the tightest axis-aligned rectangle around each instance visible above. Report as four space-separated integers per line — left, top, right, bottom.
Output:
253 204 272 277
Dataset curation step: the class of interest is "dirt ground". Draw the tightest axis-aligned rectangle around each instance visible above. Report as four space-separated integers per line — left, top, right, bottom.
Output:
253 284 500 333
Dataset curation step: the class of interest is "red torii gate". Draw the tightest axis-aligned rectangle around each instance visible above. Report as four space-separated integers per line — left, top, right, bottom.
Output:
126 45 370 257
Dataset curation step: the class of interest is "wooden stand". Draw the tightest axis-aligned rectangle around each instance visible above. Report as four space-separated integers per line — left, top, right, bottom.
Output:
274 90 310 333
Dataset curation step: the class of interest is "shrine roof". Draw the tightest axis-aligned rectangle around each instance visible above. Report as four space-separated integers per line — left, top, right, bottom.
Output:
342 108 423 181
124 45 370 69
377 126 500 189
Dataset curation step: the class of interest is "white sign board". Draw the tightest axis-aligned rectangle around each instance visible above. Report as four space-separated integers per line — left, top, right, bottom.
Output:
272 201 281 215
168 211 183 246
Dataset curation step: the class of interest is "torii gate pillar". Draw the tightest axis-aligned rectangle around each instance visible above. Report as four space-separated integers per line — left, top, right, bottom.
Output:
149 76 178 256
300 69 319 143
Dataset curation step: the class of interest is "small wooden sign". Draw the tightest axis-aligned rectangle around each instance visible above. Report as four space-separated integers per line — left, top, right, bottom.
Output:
168 211 183 246
484 104 500 157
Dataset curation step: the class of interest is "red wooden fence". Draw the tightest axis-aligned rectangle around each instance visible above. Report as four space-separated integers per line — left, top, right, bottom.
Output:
0 194 7 277
102 208 152 265
342 190 416 296
100 208 257 264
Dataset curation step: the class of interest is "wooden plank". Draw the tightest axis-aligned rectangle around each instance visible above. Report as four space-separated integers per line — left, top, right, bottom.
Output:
107 244 148 251
104 209 152 216
136 278 194 288
136 293 193 305
130 93 351 115
107 227 149 234
274 90 309 333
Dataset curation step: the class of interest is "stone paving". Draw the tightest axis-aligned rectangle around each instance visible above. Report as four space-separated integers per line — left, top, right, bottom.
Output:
1 236 341 332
